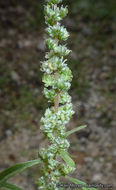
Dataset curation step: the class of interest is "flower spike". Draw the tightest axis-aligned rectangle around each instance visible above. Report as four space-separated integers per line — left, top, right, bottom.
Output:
38 1 75 189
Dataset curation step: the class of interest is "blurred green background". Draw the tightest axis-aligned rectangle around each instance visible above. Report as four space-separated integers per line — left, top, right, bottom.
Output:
0 0 116 189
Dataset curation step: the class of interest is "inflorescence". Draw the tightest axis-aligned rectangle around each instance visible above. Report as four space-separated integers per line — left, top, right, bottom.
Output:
38 0 75 189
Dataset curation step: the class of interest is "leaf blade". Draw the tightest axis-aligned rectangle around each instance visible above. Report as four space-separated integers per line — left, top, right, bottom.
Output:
66 176 98 190
66 176 86 186
0 182 24 190
59 150 75 168
66 125 87 137
0 159 41 183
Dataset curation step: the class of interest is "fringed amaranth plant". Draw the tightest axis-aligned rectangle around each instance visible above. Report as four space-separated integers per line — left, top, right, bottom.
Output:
0 1 98 190
37 0 75 189
37 0 87 189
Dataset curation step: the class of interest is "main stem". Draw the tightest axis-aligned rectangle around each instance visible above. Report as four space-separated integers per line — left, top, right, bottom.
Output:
54 72 59 112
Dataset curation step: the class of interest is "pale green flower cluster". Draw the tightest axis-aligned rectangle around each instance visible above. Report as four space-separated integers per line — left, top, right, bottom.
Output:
43 88 71 103
42 66 72 90
44 5 68 25
38 0 75 189
40 103 74 141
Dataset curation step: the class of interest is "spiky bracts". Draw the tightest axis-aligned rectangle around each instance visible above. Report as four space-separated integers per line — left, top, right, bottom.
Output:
38 0 75 189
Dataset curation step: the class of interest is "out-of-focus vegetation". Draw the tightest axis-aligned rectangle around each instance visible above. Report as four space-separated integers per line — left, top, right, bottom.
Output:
68 0 116 19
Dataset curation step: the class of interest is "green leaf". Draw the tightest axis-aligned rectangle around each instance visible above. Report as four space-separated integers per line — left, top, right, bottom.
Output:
0 159 41 183
83 187 98 190
66 125 87 137
82 187 98 190
59 150 75 168
66 176 98 190
66 176 86 186
0 182 23 190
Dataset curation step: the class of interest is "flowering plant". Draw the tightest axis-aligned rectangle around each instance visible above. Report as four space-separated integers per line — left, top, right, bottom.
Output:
37 0 76 189
0 1 98 190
